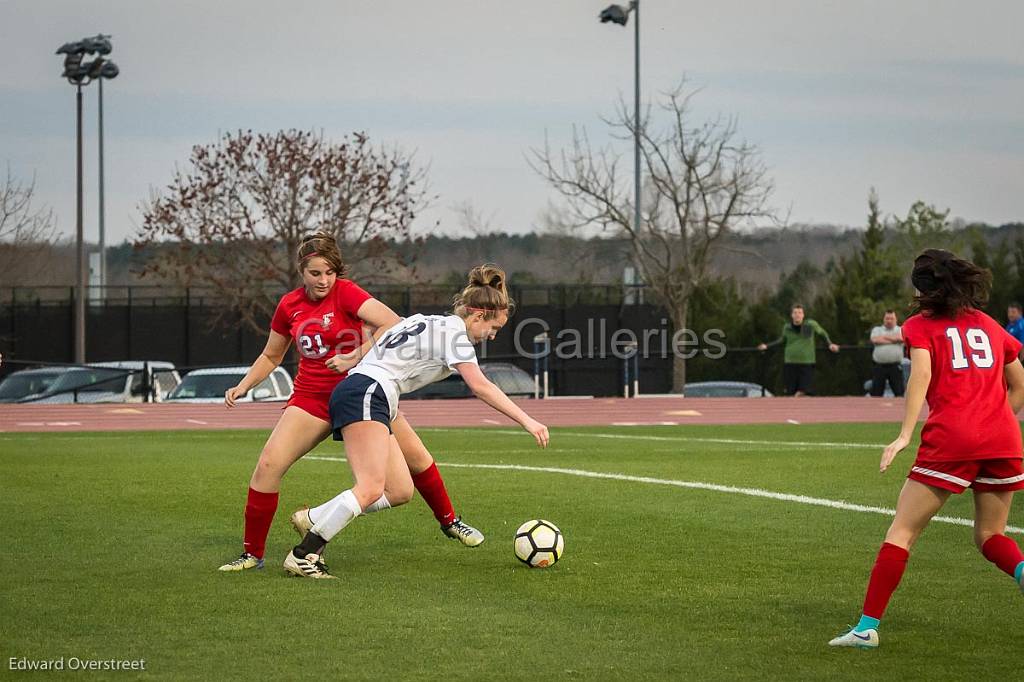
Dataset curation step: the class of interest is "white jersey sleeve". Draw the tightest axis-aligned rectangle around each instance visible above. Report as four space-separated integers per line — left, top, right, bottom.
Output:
350 314 477 400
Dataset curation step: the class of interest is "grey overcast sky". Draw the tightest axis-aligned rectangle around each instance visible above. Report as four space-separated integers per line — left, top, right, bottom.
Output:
2 0 1022 244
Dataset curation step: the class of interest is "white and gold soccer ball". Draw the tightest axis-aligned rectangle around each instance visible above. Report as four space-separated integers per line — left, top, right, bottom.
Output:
513 519 564 568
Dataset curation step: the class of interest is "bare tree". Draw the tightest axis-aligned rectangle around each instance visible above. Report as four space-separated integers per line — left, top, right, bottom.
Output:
135 129 432 333
0 169 59 288
537 204 622 284
530 83 776 390
451 200 498 237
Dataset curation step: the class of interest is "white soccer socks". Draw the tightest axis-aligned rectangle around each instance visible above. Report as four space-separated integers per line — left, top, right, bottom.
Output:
310 489 363 542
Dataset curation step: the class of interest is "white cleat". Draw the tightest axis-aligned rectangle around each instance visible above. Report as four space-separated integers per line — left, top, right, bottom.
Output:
442 517 485 547
218 552 264 572
828 628 879 649
283 550 337 579
290 506 314 537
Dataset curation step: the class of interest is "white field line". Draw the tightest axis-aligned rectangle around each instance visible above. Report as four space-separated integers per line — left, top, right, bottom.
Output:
304 455 1024 535
420 427 885 450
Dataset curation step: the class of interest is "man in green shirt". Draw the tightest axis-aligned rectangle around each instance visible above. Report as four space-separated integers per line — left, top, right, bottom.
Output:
757 304 840 396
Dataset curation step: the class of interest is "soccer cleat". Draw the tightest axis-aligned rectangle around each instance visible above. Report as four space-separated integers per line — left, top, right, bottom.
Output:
828 628 879 649
290 506 314 538
218 552 264 572
442 517 485 547
283 550 337 579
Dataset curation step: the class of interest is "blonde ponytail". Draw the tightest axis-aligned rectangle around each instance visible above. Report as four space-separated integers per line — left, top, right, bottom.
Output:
453 264 515 319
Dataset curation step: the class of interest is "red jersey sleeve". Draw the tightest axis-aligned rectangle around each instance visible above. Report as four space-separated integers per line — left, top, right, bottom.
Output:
335 280 373 318
900 315 930 351
270 295 292 337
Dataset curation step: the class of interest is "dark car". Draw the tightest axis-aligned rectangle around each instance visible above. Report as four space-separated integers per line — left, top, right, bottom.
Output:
404 362 535 400
0 367 66 403
682 381 773 398
24 361 180 404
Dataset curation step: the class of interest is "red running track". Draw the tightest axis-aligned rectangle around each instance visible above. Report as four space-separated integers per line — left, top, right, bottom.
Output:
0 396 915 433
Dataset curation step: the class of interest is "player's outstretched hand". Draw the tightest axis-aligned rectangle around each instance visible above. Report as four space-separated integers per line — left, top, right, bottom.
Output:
880 433 910 472
224 385 245 408
525 419 549 448
325 353 357 375
829 343 840 353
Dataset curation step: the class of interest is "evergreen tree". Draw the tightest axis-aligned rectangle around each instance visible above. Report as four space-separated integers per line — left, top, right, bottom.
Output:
892 200 963 256
970 230 1014 318
829 190 907 339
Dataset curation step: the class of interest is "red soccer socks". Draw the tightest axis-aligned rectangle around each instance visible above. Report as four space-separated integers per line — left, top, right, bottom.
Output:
243 487 279 559
412 463 456 526
862 542 910 619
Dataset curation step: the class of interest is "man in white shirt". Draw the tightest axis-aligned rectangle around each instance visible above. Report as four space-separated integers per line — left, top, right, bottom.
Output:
869 310 905 397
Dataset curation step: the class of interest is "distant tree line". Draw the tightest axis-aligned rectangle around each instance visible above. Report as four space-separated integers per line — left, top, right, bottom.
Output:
680 194 1024 394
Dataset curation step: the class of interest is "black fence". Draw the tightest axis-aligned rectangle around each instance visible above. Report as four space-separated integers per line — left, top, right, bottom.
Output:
0 285 884 397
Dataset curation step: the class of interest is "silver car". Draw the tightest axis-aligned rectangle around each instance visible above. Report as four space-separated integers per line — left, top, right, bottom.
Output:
166 366 293 403
682 381 773 398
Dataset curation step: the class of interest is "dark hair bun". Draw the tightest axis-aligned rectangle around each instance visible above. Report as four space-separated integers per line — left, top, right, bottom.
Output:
911 249 990 317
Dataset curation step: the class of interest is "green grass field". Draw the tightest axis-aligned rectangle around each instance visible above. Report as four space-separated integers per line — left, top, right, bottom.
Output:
1 424 1022 680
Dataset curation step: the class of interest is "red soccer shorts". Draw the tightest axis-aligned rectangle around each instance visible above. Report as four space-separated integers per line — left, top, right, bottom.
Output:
908 458 1024 494
285 389 332 422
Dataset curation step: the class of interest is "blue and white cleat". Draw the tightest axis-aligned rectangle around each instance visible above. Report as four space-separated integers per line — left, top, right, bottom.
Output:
828 628 879 649
218 552 264 572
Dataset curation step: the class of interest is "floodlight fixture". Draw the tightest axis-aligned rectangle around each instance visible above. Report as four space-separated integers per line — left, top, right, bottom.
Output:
599 4 631 25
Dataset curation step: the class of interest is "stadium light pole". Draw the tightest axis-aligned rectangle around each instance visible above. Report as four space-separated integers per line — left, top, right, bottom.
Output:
96 38 119 296
599 1 641 242
56 34 118 363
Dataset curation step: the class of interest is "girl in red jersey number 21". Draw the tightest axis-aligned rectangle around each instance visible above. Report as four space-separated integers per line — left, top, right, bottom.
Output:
219 233 483 573
830 250 1024 649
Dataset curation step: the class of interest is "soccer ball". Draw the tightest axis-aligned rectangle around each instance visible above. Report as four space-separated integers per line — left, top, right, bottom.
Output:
514 519 564 568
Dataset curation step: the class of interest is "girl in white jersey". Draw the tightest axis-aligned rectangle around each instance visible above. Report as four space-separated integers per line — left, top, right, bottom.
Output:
284 265 549 578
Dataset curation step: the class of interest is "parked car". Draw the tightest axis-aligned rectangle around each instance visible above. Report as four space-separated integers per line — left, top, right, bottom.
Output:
24 361 180 404
0 367 66 403
404 362 535 400
166 366 293 403
682 381 773 398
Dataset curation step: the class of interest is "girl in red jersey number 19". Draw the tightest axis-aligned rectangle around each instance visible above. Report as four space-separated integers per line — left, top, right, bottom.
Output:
830 250 1024 649
218 233 483 573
